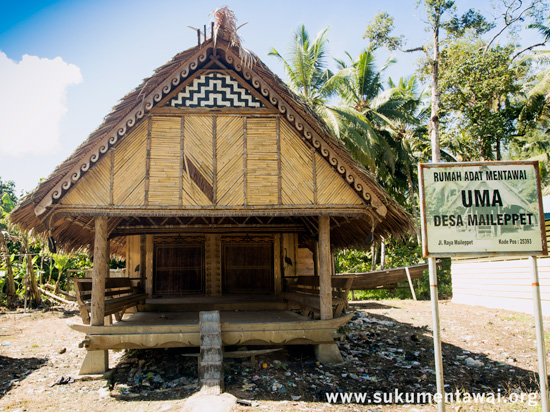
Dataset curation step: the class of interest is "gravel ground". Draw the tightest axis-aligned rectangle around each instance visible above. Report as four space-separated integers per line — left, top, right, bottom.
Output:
0 300 547 411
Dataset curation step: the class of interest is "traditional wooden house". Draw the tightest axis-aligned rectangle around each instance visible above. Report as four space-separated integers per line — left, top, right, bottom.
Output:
10 14 413 375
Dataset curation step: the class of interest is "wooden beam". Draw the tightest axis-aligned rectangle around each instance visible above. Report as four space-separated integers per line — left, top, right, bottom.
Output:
111 223 305 237
91 216 109 326
276 116 282 205
318 215 332 320
273 234 281 295
243 117 248 206
145 235 153 297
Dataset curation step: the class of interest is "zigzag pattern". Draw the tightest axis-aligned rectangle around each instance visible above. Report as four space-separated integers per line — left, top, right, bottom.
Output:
169 73 263 108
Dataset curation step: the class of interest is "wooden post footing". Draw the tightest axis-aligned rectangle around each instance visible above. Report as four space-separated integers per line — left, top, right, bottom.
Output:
199 310 223 395
79 350 109 375
315 343 343 364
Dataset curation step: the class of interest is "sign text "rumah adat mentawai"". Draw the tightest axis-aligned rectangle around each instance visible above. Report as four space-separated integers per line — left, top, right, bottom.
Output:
419 161 547 257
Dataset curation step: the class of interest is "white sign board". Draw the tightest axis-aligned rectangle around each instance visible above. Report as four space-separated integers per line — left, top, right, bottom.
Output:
419 161 547 257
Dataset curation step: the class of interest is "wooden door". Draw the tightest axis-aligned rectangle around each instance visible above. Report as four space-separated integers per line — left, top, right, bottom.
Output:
154 244 204 295
222 242 273 294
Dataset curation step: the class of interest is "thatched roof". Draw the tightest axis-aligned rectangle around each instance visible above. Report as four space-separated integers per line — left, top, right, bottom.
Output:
10 20 415 254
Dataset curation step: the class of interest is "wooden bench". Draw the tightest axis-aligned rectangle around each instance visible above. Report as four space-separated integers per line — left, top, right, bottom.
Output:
282 276 354 318
72 277 147 325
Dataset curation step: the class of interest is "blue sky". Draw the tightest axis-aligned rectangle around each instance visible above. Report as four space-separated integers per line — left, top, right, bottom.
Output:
0 0 544 195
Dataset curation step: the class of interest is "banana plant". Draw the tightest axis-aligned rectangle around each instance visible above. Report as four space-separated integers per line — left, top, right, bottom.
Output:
0 193 16 299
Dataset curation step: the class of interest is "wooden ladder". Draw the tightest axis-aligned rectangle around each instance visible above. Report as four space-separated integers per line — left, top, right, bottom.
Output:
199 310 223 394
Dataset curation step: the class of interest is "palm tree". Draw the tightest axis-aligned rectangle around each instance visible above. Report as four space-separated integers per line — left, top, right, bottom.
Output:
269 25 335 112
326 49 419 176
386 77 430 242
525 21 550 101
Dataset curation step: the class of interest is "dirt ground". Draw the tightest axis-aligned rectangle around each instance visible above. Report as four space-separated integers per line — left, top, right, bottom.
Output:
0 300 547 411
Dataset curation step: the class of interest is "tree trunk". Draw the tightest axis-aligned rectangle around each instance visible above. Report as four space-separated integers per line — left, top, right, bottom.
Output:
430 13 441 163
371 244 378 270
406 166 422 244
25 253 41 305
380 238 386 270
0 231 16 299
39 256 44 285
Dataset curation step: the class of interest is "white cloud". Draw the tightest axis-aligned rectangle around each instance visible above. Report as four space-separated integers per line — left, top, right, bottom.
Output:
0 52 83 156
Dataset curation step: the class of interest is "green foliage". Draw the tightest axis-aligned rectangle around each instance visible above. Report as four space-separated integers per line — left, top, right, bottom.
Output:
335 248 372 273
438 42 530 160
0 179 17 207
326 48 425 193
363 12 403 51
443 9 495 37
269 25 335 111
337 237 452 300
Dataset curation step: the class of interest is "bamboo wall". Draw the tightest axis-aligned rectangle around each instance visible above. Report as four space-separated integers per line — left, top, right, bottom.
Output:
61 115 363 209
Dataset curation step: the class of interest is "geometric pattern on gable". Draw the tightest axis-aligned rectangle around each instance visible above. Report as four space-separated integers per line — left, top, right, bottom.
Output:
167 73 263 108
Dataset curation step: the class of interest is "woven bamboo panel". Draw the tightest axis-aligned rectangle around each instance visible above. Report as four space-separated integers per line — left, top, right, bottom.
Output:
183 116 214 184
280 121 314 205
61 152 111 206
150 117 180 158
149 117 181 206
113 121 147 206
216 116 245 206
247 117 278 205
316 152 363 205
182 173 212 205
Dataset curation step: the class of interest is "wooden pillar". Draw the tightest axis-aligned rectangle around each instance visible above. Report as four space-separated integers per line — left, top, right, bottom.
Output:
273 234 281 295
91 216 109 326
82 216 110 375
318 216 332 320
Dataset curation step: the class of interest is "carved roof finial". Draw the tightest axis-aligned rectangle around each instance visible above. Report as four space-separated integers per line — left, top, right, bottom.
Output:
211 6 255 67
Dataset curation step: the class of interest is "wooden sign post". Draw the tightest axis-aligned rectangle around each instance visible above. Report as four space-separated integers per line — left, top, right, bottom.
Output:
419 161 548 411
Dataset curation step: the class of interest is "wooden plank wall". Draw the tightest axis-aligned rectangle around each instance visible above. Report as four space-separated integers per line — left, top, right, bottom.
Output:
60 114 364 209
296 248 315 276
282 233 297 278
205 234 222 296
451 256 550 315
125 235 141 278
